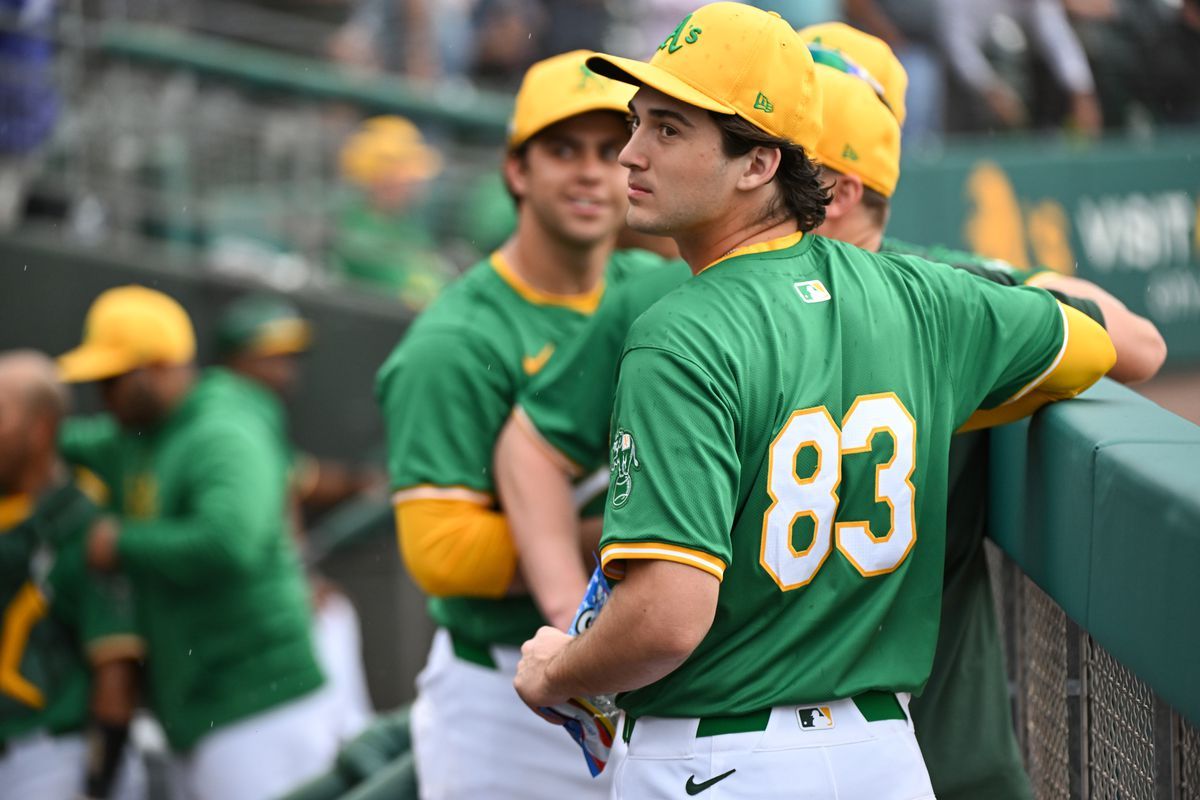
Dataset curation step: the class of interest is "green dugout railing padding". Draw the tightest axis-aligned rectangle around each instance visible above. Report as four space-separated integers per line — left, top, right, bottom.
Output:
99 23 513 139
990 379 1200 725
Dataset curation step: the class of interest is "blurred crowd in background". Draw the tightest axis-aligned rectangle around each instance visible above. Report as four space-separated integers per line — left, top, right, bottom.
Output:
2 0 1200 312
2 0 1200 311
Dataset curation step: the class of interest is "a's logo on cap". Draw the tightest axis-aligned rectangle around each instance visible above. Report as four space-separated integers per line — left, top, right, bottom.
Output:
753 92 774 113
576 63 607 92
658 13 703 55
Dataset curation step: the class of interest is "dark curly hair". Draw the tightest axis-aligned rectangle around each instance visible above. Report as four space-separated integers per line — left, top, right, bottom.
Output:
710 113 831 232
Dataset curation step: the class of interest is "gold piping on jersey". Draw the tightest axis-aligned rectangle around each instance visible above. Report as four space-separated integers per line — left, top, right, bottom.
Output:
600 541 726 581
490 252 607 314
391 485 494 506
698 230 806 275
511 406 585 477
999 303 1071 407
0 494 34 532
0 582 48 708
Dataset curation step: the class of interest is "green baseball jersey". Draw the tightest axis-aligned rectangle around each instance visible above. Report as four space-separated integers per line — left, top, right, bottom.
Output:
376 249 663 646
600 231 1077 719
0 484 139 742
518 259 692 473
60 368 323 751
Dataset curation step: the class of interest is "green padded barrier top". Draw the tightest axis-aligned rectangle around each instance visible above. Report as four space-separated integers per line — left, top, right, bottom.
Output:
990 379 1200 724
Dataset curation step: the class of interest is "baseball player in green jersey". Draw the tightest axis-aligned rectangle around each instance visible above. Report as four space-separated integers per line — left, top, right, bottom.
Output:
216 294 375 744
375 50 664 799
56 286 341 800
0 351 144 800
512 4 1116 798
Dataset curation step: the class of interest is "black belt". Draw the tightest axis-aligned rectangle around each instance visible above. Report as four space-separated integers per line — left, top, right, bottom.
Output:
621 691 907 743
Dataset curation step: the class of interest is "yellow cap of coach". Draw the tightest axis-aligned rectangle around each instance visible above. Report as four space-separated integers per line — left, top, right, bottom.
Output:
507 51 637 150
341 116 442 186
587 3 822 151
58 286 196 383
798 25 906 197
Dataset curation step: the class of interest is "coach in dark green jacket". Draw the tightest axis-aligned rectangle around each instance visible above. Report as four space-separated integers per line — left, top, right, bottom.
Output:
56 285 338 800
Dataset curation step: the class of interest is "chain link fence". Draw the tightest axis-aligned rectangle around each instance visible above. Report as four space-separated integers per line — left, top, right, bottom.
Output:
989 542 1200 799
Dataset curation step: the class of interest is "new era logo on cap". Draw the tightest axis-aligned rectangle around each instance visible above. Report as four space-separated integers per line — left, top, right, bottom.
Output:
797 706 834 730
754 92 774 113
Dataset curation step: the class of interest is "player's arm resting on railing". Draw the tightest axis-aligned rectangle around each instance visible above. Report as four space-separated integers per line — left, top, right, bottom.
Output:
960 300 1116 432
494 409 590 630
1026 272 1166 384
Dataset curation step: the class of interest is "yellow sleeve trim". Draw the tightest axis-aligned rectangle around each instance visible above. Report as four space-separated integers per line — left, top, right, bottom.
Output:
511 407 584 477
600 542 726 582
1000 303 1072 407
394 498 517 598
391 484 493 505
88 634 146 665
960 302 1115 432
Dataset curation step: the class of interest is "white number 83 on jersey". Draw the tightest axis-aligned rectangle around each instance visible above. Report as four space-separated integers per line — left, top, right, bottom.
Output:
761 392 916 590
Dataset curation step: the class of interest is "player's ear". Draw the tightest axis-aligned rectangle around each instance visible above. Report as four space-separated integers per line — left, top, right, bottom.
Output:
736 145 783 192
503 150 529 203
823 171 863 220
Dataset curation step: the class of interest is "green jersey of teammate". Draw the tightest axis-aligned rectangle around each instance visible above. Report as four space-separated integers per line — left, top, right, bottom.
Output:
0 482 140 741
60 368 322 750
376 249 661 646
599 232 1104 719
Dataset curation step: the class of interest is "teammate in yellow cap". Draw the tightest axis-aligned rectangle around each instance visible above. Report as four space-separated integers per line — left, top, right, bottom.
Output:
796 23 1165 800
374 51 672 799
57 285 341 800
513 5 1115 798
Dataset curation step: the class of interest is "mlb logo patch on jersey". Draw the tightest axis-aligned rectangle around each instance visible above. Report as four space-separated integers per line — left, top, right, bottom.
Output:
797 706 834 730
794 280 831 304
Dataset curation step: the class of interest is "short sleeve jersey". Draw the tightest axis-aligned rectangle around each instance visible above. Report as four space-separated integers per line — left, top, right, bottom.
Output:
600 232 1073 719
375 249 661 645
518 259 692 473
0 485 139 740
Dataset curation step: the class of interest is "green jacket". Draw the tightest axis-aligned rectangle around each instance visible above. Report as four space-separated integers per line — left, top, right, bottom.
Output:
61 368 323 750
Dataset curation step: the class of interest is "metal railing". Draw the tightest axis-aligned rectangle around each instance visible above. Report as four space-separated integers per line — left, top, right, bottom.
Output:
989 542 1200 799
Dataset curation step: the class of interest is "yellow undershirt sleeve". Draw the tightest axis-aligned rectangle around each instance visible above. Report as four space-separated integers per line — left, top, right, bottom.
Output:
960 302 1116 433
394 498 518 599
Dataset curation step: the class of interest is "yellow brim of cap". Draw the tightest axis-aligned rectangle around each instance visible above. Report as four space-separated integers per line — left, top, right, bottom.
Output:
586 54 735 116
508 93 634 150
57 345 138 383
246 323 313 359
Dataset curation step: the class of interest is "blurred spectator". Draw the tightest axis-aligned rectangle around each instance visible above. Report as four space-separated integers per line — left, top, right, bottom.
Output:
57 286 341 800
751 0 840 29
1067 0 1200 131
842 0 945 149
934 0 1103 136
332 116 455 312
469 0 546 90
216 294 377 743
0 350 144 800
327 0 448 80
0 0 58 230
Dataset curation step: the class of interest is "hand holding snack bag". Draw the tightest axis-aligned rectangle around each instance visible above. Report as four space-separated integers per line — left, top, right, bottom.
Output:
534 565 621 777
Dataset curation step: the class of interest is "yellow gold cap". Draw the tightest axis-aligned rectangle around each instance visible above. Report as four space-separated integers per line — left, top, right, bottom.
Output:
508 50 637 150
587 3 822 151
